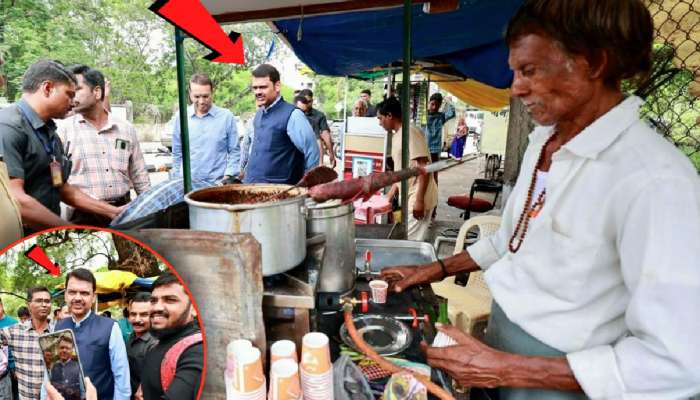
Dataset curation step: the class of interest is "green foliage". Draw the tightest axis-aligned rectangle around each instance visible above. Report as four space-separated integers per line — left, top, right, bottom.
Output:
624 44 700 171
0 229 164 316
314 75 386 120
0 0 384 125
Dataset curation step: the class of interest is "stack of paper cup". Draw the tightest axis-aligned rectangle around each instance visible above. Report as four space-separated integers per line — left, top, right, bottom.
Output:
268 359 302 400
226 340 252 395
227 345 267 400
299 332 333 400
270 340 298 364
369 280 388 304
432 331 458 347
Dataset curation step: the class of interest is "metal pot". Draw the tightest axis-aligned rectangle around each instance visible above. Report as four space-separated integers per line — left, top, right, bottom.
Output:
306 199 356 294
184 184 307 276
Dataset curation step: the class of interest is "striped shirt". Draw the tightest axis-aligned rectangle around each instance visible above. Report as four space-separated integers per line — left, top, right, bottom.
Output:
57 113 151 201
1 322 52 400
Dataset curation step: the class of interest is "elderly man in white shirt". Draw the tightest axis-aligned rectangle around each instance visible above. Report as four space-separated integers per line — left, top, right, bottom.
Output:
381 1 700 399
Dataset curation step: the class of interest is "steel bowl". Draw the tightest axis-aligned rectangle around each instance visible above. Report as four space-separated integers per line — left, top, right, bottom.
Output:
340 314 413 356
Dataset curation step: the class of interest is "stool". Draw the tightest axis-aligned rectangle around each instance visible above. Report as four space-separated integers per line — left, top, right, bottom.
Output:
354 194 393 224
447 179 503 220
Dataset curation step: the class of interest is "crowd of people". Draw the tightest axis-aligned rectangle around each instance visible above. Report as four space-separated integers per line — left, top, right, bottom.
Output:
0 62 327 242
0 269 202 400
0 56 471 244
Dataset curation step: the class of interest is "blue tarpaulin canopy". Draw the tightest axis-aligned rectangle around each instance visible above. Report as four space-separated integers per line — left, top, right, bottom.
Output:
273 0 524 89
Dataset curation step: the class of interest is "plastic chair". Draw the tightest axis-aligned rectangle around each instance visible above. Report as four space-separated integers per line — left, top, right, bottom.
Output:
431 215 501 337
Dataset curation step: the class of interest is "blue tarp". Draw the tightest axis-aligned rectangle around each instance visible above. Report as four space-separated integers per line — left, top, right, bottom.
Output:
273 0 523 89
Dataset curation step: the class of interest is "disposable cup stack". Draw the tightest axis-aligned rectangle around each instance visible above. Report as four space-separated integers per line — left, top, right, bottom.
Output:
226 340 252 392
299 332 333 400
226 341 267 400
268 359 303 400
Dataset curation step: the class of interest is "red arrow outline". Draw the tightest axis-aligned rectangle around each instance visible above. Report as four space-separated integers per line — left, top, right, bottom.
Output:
149 0 245 64
24 244 61 276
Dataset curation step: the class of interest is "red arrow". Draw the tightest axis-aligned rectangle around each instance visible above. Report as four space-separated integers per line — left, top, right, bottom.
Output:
24 244 61 276
149 0 245 64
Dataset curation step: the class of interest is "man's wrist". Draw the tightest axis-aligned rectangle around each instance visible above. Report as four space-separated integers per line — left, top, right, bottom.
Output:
499 353 582 391
429 262 446 281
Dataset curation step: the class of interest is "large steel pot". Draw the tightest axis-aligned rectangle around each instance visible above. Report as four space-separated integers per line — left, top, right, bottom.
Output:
185 184 307 276
306 199 356 294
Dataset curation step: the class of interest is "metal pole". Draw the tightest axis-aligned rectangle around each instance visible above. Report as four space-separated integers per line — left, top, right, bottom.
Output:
342 76 349 172
400 0 412 236
175 28 192 194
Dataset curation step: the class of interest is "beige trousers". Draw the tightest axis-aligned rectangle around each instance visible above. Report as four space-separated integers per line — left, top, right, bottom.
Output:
406 195 434 242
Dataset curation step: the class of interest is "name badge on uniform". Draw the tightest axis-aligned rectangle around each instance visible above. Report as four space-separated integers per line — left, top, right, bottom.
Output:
49 157 63 187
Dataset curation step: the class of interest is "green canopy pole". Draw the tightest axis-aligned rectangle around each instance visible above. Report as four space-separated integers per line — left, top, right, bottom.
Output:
400 0 412 236
175 28 192 194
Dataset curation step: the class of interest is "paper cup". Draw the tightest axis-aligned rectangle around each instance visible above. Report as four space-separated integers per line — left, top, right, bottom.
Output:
300 369 332 400
269 359 302 400
227 340 253 375
270 340 298 364
229 384 266 400
300 333 331 375
236 347 266 393
369 280 388 304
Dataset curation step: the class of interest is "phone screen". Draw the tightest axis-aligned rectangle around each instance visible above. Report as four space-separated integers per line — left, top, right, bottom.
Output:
38 329 86 400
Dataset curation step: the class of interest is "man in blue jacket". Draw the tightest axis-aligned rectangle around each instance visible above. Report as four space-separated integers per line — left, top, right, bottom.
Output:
55 268 130 400
242 64 319 184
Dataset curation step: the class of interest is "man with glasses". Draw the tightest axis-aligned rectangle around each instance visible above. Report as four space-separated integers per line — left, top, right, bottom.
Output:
0 286 53 400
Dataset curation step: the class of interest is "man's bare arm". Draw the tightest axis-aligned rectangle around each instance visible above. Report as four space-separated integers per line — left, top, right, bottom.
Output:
8 179 68 229
60 184 121 220
381 249 480 292
426 325 582 391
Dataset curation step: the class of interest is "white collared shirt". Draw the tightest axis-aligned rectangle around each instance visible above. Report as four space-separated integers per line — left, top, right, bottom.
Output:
468 96 700 399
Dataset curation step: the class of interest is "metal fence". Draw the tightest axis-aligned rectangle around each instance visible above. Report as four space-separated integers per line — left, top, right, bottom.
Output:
640 0 699 170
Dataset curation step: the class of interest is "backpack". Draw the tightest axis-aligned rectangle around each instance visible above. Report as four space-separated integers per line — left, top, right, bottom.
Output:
160 332 203 392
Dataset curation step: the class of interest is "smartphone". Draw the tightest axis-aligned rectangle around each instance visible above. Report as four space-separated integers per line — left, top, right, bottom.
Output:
38 330 86 400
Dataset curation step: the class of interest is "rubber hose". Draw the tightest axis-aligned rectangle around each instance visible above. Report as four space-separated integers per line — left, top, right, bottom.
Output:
343 308 455 400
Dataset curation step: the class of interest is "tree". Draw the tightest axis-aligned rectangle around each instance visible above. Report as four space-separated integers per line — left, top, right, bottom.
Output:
0 229 165 315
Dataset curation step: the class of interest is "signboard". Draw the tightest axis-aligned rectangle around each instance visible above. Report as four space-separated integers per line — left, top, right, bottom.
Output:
342 117 387 180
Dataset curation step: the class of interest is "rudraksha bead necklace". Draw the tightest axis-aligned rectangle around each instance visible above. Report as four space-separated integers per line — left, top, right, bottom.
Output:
508 132 558 253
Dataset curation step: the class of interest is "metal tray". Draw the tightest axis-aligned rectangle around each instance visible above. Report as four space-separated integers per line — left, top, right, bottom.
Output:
340 314 413 356
355 239 437 273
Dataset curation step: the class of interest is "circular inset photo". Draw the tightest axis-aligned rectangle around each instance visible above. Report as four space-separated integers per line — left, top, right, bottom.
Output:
0 227 205 400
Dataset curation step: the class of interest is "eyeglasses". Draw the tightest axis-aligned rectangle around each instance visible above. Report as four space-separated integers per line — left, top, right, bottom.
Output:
31 299 52 305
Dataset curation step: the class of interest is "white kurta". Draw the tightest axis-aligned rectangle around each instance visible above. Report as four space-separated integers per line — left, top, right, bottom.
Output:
467 96 700 399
